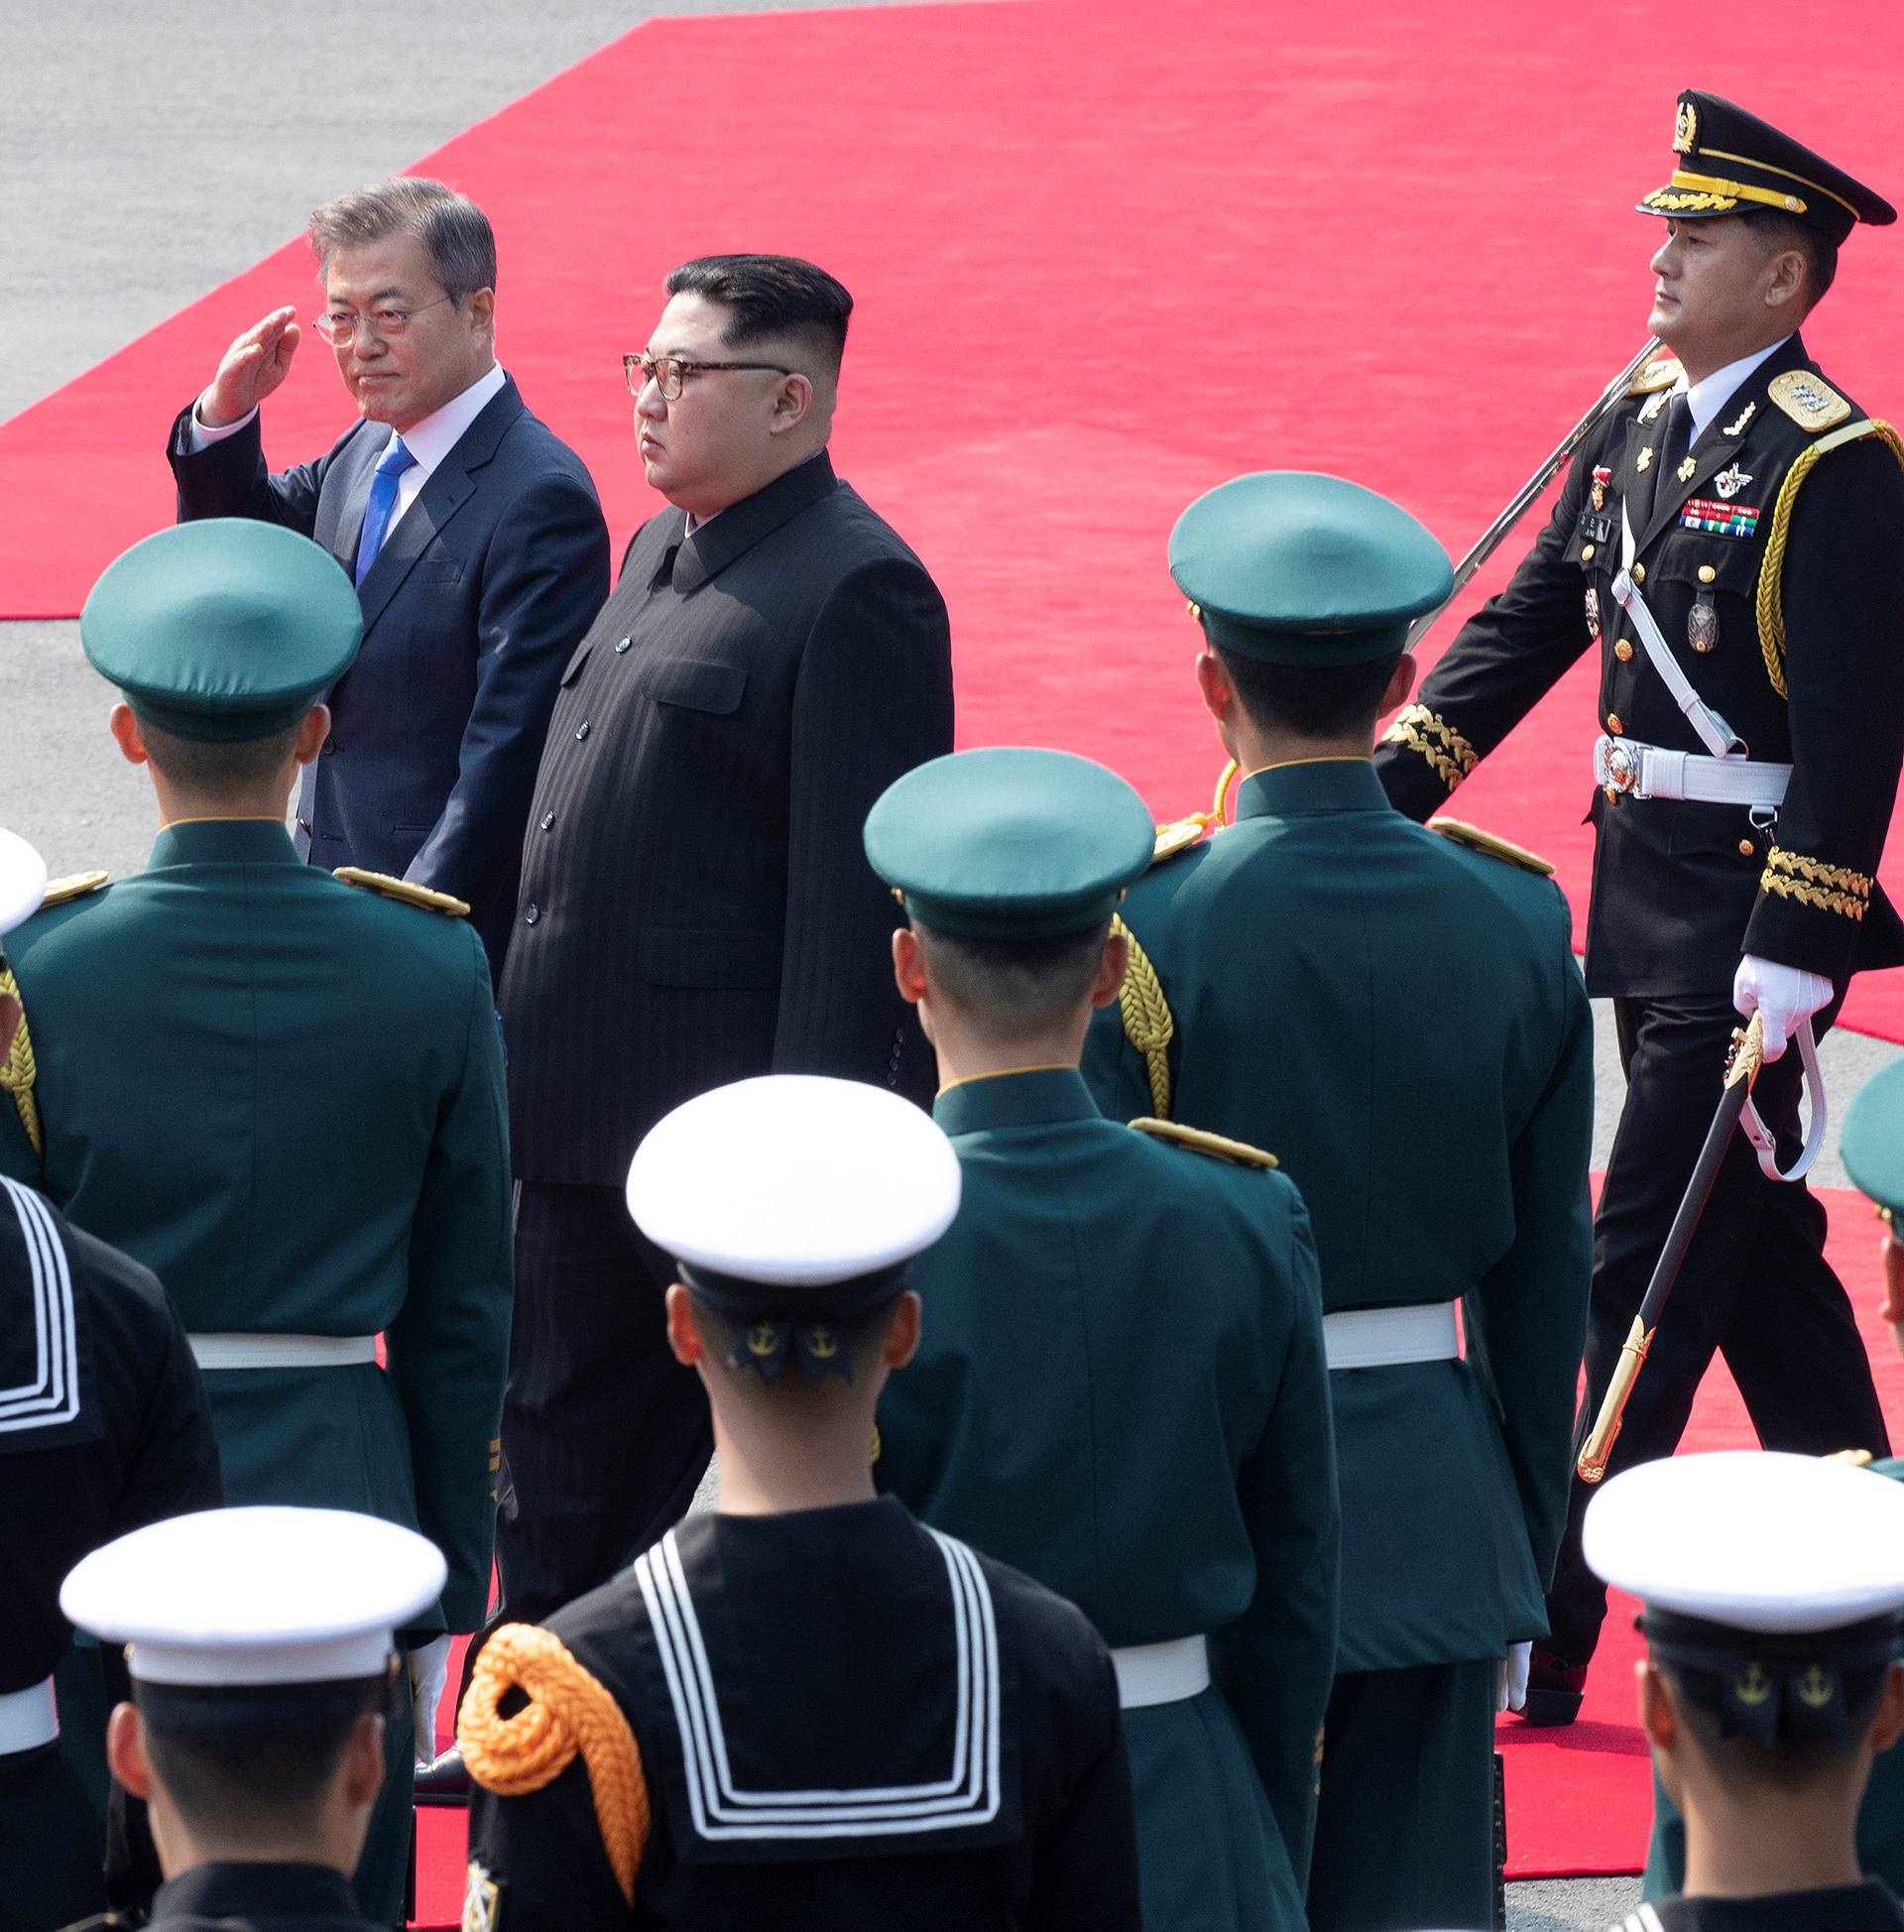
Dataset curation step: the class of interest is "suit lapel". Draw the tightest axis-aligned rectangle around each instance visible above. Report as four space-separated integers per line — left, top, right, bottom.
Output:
314 426 383 577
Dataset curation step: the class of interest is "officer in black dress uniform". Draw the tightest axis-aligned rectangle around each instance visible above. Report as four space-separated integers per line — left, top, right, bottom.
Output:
461 1073 1140 1930
57 1505 447 1932
1374 90 1904 1719
1586 1450 1904 1932
0 826 223 1932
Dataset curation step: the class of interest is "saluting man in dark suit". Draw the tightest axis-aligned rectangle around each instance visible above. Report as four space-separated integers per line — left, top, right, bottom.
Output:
495 255 954 1630
167 177 610 975
1374 92 1904 1725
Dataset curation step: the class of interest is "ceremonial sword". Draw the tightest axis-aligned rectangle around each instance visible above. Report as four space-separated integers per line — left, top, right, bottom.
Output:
1577 1013 1766 1483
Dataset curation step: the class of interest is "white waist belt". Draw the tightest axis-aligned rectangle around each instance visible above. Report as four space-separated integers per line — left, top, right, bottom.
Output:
1111 1635 1210 1709
0 1678 57 1754
188 1333 378 1371
1593 735 1791 808
1323 1301 1461 1371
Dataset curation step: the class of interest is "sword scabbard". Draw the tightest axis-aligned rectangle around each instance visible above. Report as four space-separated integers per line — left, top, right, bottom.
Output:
1577 1315 1653 1484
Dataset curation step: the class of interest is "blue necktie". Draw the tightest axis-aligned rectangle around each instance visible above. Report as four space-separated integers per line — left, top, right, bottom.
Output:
353 436 417 586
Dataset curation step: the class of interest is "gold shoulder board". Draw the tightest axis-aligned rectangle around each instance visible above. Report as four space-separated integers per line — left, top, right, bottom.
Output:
1129 1116 1278 1168
333 867 470 916
1628 354 1684 396
1823 1448 1876 1467
1151 813 1214 865
41 870 109 906
1428 816 1556 877
1769 370 1852 432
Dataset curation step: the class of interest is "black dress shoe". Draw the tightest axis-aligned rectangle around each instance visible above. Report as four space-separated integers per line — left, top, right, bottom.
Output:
1519 1643 1588 1726
413 1746 471 1804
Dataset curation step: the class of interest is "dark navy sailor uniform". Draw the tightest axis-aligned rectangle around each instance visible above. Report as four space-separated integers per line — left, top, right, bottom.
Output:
1607 1880 1904 1931
2 1179 221 1932
466 1498 1140 1930
115 1859 381 1930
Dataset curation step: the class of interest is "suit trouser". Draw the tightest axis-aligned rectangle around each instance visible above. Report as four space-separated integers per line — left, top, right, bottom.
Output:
1306 1659 1496 1932
1544 995 1889 1664
495 1180 714 1627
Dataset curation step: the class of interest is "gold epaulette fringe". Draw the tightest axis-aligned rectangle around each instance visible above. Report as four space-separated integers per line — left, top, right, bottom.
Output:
1755 419 1904 698
459 1624 650 1903
0 967 42 1156
1111 914 1174 1119
1130 1117 1278 1167
1428 817 1556 876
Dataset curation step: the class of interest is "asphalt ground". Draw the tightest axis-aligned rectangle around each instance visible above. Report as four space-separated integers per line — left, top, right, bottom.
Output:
3 7 1894 1927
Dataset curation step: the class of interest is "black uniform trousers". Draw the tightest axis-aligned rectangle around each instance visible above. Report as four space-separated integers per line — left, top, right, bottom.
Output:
1545 993 1890 1663
494 1182 713 1627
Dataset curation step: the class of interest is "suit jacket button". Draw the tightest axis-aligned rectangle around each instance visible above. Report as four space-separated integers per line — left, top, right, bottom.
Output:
1699 564 1718 585
1738 839 1756 857
539 812 555 832
1613 640 1633 662
1607 713 1624 735
1581 543 1596 562
1631 562 1647 584
575 720 590 741
615 636 632 655
524 903 540 926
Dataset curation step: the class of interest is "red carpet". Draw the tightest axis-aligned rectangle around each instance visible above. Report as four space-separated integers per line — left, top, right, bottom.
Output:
4 1 1904 1033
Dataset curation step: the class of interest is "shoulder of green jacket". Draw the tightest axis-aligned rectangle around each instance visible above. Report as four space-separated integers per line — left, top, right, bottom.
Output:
1128 1115 1279 1169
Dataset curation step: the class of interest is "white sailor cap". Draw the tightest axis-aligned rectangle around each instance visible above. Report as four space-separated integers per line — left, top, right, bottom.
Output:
0 828 48 939
60 1507 446 1687
628 1073 961 1294
1586 1450 1904 1633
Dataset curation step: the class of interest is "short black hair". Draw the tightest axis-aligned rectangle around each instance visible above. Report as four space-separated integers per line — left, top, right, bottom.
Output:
1662 1655 1890 1792
1213 645 1404 740
663 255 853 372
136 718 303 801
913 918 1112 1038
138 1674 387 1836
1739 207 1838 309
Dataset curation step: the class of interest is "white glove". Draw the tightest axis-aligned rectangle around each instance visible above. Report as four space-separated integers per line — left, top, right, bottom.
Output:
1496 1640 1531 1714
1732 954 1832 1062
408 1634 453 1764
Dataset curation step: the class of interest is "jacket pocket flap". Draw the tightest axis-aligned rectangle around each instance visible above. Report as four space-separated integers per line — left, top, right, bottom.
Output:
632 658 747 714
638 924 781 989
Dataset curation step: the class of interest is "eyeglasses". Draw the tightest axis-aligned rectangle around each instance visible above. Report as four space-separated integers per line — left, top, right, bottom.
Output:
311 295 455 346
623 352 795 401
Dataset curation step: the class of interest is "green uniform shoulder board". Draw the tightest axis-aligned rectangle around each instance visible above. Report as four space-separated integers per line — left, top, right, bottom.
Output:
41 870 109 906
1768 369 1852 432
1427 816 1556 877
1150 813 1215 865
1129 1116 1278 1168
333 867 470 916
1628 354 1683 396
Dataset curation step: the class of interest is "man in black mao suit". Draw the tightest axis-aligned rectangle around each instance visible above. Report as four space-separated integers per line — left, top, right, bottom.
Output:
167 178 609 974
495 255 954 1626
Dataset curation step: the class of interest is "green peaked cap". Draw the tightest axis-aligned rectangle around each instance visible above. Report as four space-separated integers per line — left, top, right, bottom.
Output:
864 747 1155 941
1170 470 1453 664
81 519 363 742
1843 1062 1904 1218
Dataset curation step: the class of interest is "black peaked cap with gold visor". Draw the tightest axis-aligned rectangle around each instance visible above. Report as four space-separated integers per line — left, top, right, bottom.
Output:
1640 89 1895 246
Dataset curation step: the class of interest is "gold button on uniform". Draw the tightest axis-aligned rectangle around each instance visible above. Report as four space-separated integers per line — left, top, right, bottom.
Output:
1738 839 1756 857
1631 563 1647 584
1699 564 1718 585
1607 713 1624 735
1614 640 1633 662
1582 543 1596 562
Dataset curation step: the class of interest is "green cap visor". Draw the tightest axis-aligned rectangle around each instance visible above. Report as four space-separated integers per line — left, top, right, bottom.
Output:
1843 1061 1904 1218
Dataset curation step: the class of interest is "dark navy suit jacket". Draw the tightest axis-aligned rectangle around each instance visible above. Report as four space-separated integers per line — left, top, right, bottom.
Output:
168 376 610 974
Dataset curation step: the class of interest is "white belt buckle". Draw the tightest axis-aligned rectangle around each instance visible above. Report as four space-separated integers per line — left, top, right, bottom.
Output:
1593 733 1640 797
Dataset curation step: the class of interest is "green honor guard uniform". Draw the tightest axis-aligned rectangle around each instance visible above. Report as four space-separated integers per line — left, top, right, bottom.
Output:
1080 473 1596 1932
59 1507 446 1932
865 747 1338 1932
1645 1061 1904 1908
0 521 514 1926
1587 1452 1904 1932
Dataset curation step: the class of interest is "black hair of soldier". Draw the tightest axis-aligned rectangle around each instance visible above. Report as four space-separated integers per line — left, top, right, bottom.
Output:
663 254 853 374
1212 645 1405 741
134 717 304 802
134 1671 392 1833
908 914 1116 1039
1737 207 1837 309
1656 1652 1891 1794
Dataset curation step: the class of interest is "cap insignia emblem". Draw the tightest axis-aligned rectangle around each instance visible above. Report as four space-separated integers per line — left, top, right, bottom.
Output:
1714 463 1753 500
805 1326 839 1360
1723 401 1756 438
1674 99 1698 154
747 1323 779 1358
1732 1663 1772 1708
1797 1665 1837 1709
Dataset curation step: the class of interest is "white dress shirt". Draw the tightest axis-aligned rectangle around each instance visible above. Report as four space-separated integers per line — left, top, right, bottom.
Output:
1675 337 1788 442
188 361 508 531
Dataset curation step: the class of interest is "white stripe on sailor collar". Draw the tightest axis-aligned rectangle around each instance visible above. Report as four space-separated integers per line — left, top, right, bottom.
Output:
635 1524 1003 1840
0 1178 79 1431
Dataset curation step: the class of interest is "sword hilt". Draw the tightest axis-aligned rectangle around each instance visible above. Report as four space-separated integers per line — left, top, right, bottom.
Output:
1577 1315 1654 1484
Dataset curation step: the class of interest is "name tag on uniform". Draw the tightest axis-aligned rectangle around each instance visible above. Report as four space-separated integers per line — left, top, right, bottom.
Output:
1576 511 1615 546
1681 498 1759 538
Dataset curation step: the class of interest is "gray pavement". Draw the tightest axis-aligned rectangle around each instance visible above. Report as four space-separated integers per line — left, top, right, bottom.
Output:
0 8 1886 1930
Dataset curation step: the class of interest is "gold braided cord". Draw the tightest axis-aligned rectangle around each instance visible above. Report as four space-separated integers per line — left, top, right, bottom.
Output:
1380 705 1476 791
459 1624 650 1904
1758 871 1868 921
0 967 42 1156
1755 420 1904 698
1111 914 1174 1120
1763 846 1872 899
1759 846 1872 921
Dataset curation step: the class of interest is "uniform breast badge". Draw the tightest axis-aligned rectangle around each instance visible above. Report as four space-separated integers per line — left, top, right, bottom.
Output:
1585 586 1601 640
1714 463 1753 500
1681 496 1759 540
1591 465 1611 512
1689 590 1720 654
1637 445 1655 472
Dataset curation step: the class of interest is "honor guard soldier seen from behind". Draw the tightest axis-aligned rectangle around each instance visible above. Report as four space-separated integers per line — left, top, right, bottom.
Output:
1587 1452 1904 1932
0 521 514 1928
0 829 223 1932
865 748 1337 1932
461 1074 1141 1932
1646 1061 1904 1907
1373 90 1904 1725
1081 473 1595 1932
58 1508 446 1932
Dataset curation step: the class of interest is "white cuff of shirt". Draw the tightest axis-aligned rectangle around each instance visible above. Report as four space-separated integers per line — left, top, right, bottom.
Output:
186 395 258 451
